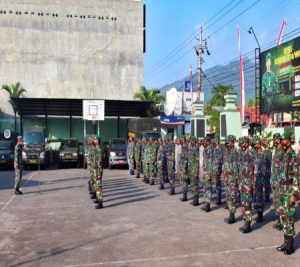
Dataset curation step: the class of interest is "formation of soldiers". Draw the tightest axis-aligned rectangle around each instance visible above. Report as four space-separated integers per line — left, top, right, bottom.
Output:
87 135 104 209
128 132 299 255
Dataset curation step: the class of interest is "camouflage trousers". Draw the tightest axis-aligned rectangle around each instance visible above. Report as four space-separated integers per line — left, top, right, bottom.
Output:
278 190 296 237
129 157 135 172
212 173 222 197
14 168 22 189
254 175 264 213
203 172 212 204
241 186 253 223
157 162 164 184
179 160 188 194
135 159 141 175
95 178 103 202
149 162 156 183
167 160 175 189
224 173 237 215
264 174 271 199
189 163 199 198
271 182 283 216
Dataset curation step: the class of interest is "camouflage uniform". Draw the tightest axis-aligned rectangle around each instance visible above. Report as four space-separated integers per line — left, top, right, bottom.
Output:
189 138 200 206
163 136 168 183
94 136 104 209
157 139 165 189
271 138 284 230
223 135 239 224
14 140 23 194
165 136 175 195
238 137 254 233
143 140 151 183
141 138 147 179
202 137 214 212
277 132 299 254
211 138 223 205
87 139 95 192
262 144 272 201
149 138 158 185
129 139 135 175
134 139 142 178
179 139 189 201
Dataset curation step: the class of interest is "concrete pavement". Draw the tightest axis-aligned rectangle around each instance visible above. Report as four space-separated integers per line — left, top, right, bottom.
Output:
1 167 300 267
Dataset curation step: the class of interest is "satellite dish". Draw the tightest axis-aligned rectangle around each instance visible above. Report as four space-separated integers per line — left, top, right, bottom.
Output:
164 87 177 116
4 129 11 139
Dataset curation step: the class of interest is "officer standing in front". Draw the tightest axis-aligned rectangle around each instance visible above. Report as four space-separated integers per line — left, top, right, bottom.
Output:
14 136 24 195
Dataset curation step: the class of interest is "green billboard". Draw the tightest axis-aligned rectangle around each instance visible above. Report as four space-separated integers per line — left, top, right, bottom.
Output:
260 36 300 114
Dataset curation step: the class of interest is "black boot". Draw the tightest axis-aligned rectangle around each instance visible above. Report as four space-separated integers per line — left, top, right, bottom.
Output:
130 170 134 175
215 194 222 205
284 236 295 255
224 213 235 224
16 188 23 195
14 189 20 195
277 236 287 252
135 173 140 178
95 200 103 209
90 192 96 199
201 203 211 212
145 178 149 184
150 179 155 185
240 221 252 234
273 218 283 231
190 196 199 206
159 183 164 190
168 188 175 195
255 211 264 223
93 199 99 204
180 193 188 202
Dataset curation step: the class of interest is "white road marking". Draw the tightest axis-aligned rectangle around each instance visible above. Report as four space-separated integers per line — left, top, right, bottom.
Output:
62 245 278 267
0 172 35 215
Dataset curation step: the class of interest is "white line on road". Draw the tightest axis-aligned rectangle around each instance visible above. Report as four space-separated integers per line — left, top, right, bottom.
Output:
0 172 35 215
62 245 278 267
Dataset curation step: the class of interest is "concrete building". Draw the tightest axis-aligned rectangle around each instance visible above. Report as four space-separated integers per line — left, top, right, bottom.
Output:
0 0 145 140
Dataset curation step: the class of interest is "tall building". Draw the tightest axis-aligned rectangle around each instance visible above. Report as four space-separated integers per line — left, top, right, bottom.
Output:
0 0 145 117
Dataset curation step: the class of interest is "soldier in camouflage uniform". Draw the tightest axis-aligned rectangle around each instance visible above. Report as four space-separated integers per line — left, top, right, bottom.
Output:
128 137 135 175
262 138 272 202
143 139 151 184
14 136 24 195
179 137 189 201
134 138 142 178
87 137 94 192
157 138 165 190
141 138 147 181
223 135 239 224
189 137 200 206
149 138 158 185
202 136 213 212
252 135 265 223
94 135 104 209
211 137 223 205
165 135 175 195
163 136 169 183
238 137 254 233
271 133 284 230
276 132 299 255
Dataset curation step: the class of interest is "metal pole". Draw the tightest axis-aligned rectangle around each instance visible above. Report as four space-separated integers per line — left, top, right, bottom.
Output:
197 27 203 101
84 119 86 137
38 152 41 194
97 121 100 135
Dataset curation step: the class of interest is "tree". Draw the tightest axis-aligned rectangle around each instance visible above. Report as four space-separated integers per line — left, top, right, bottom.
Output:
205 84 233 136
248 98 254 107
2 82 27 133
133 86 165 117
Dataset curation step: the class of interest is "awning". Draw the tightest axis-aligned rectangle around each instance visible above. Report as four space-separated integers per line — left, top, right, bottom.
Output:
13 98 152 117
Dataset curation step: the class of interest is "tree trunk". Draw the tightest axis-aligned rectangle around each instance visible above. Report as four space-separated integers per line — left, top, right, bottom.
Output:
14 111 17 134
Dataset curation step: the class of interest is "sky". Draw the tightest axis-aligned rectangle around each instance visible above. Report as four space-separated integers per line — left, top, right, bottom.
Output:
143 0 300 90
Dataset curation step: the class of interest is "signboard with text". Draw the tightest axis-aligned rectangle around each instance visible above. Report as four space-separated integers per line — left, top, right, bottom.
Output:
83 100 105 121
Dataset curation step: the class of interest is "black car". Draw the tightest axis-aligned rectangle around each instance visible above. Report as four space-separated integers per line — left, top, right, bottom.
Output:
58 139 80 168
108 138 127 169
0 140 14 169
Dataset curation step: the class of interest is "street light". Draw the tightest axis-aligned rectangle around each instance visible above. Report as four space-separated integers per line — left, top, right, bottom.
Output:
248 27 260 50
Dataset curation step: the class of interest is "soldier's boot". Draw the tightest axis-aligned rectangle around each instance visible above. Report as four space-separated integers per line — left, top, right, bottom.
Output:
190 196 199 206
180 193 188 202
14 189 20 195
224 213 235 224
201 203 211 212
16 188 23 195
240 222 252 234
135 173 140 178
215 193 222 205
90 192 96 199
284 236 295 255
150 179 155 186
273 217 283 230
168 188 175 195
255 211 264 223
95 200 103 209
145 178 150 184
159 183 164 190
130 169 134 175
277 236 287 252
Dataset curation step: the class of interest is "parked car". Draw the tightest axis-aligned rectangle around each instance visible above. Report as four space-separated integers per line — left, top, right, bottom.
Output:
58 139 80 168
108 138 127 169
0 140 15 169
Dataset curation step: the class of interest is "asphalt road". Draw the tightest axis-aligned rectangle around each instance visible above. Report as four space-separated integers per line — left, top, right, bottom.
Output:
1 167 300 267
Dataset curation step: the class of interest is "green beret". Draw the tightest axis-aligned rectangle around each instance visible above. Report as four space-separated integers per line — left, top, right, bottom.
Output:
273 133 281 140
266 53 271 61
226 135 235 143
282 132 292 140
95 135 101 142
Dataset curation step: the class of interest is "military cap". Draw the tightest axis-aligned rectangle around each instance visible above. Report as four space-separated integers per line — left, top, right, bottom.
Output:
94 135 101 142
282 132 292 140
204 136 211 142
266 53 271 61
273 133 281 141
252 135 261 144
17 135 23 139
226 135 235 143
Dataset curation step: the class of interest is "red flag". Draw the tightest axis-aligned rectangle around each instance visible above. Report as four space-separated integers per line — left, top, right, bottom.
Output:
237 25 245 124
277 19 287 46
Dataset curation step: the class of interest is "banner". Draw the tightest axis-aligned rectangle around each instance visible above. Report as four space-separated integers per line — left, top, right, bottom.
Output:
260 36 300 114
184 81 191 92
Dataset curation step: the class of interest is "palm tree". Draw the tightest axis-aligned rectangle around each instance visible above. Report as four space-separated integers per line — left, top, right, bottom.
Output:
134 86 165 117
2 82 27 133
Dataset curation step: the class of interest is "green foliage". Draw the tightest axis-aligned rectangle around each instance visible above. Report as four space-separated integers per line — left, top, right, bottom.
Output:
133 86 165 117
205 84 233 136
2 82 27 113
248 98 254 107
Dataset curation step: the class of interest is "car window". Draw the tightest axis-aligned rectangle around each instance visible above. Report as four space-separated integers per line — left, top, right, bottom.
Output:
110 143 127 150
61 140 78 148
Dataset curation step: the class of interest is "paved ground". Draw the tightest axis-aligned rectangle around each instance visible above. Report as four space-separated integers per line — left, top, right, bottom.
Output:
1 167 300 267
